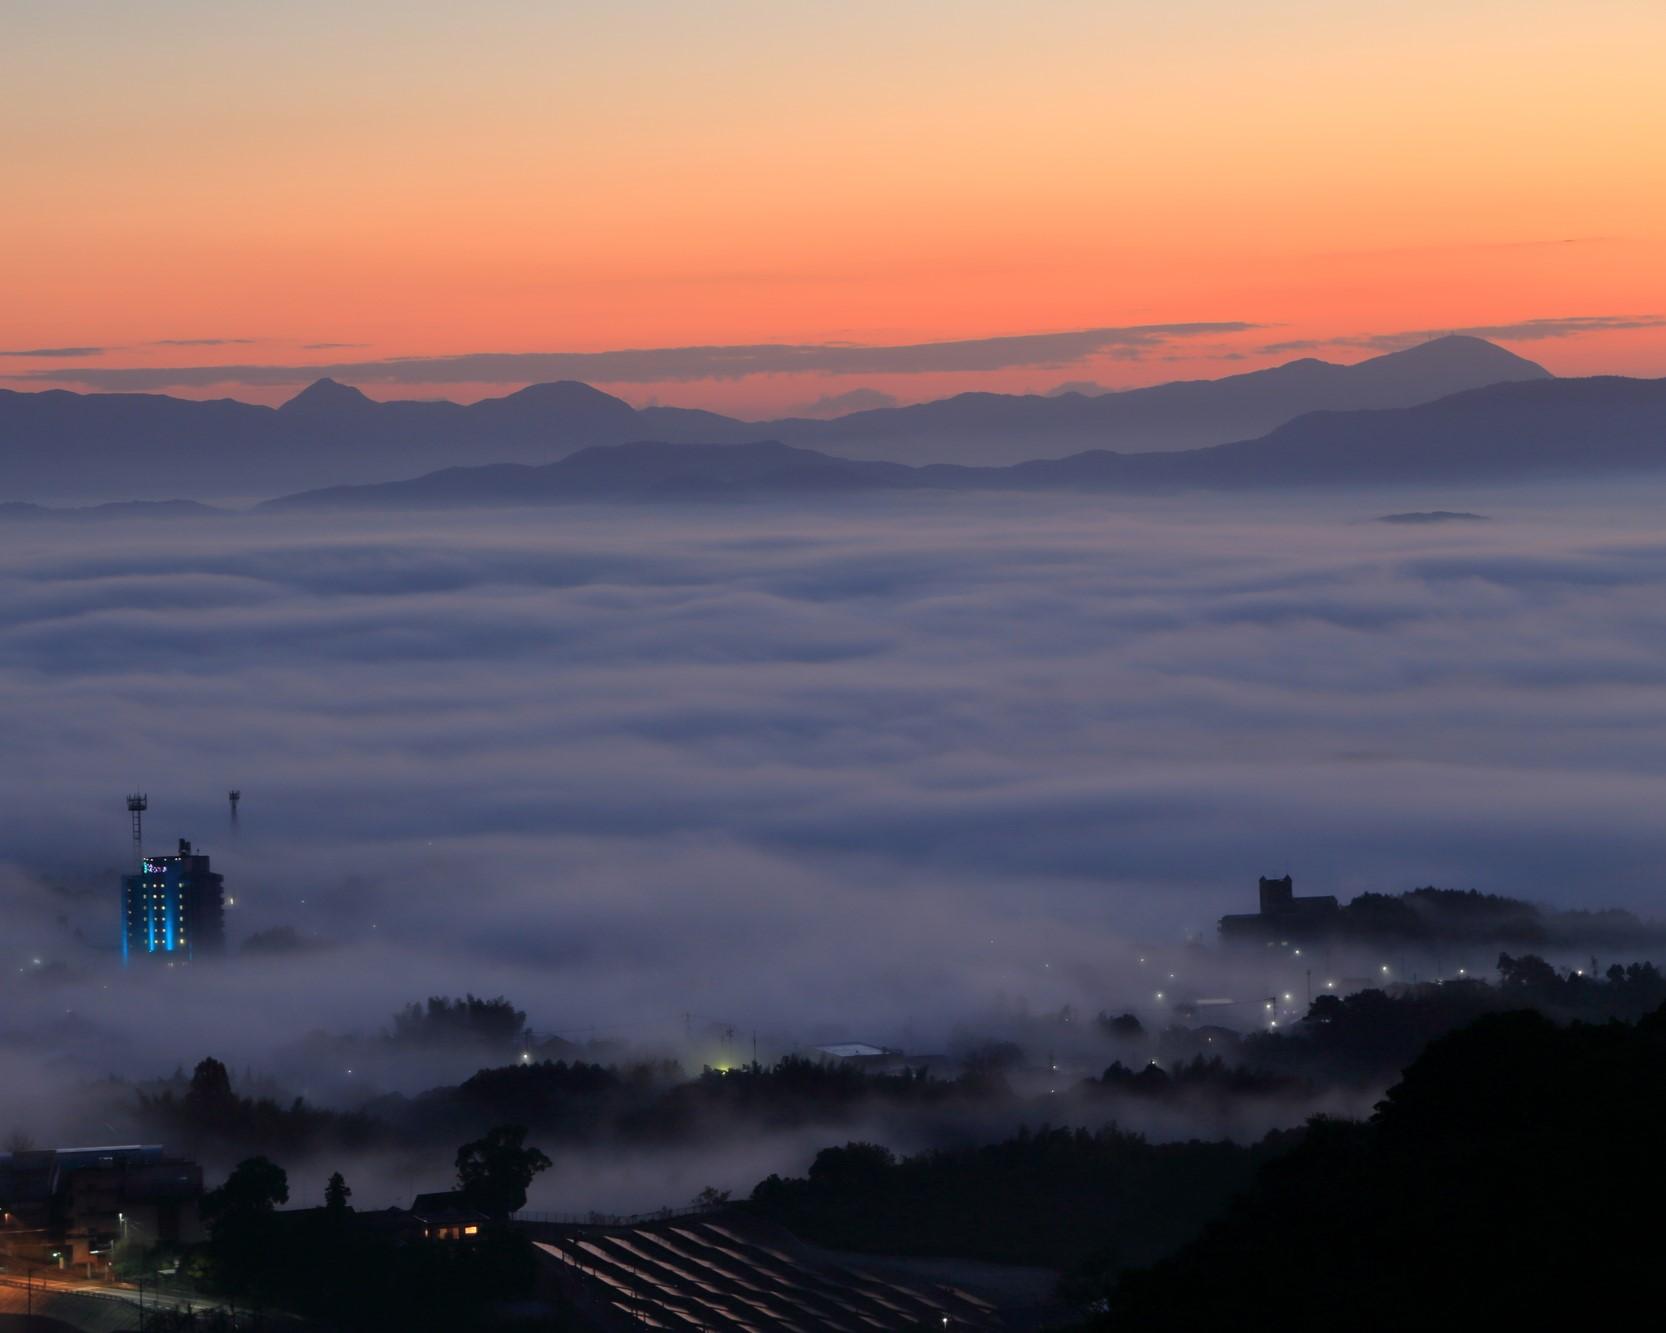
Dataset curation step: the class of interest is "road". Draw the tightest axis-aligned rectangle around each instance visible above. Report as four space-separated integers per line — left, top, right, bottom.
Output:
0 1273 228 1329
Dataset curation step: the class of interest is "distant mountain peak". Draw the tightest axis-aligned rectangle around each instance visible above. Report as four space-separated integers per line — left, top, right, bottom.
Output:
499 380 630 407
1365 335 1551 379
279 377 375 414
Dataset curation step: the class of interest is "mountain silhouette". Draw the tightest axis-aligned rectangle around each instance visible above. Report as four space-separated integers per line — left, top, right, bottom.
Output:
765 335 1551 464
0 337 1548 502
276 376 377 417
263 374 1666 508
262 441 924 509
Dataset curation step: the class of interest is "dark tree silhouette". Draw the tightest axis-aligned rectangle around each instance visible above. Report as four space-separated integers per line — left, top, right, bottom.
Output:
1098 1011 1146 1041
1497 950 1560 988
391 995 529 1048
324 1171 351 1214
1101 1003 1666 1329
455 1125 551 1218
184 1056 234 1116
201 1157 290 1297
203 1155 289 1223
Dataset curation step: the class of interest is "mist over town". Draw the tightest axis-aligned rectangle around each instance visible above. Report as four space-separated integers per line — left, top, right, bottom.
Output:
5 3 1666 1330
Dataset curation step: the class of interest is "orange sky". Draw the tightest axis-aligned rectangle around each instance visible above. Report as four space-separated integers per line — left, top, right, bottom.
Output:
3 1 1664 413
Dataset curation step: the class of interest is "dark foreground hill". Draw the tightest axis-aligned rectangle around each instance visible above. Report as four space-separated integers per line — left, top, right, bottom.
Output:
265 374 1666 508
1099 1005 1666 1330
0 336 1547 499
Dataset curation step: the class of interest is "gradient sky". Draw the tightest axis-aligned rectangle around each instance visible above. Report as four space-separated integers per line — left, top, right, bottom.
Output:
3 0 1664 413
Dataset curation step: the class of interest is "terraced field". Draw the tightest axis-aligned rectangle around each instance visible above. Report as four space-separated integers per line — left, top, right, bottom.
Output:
532 1215 1005 1331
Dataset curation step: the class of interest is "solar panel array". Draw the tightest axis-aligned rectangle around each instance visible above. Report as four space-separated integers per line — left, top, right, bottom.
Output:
534 1216 1003 1332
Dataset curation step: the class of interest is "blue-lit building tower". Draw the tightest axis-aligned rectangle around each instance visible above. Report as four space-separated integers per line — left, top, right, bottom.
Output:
121 839 226 962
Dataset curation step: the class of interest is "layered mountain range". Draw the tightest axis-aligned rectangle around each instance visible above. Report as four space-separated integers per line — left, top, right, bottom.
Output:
258 374 1666 509
1 336 1552 501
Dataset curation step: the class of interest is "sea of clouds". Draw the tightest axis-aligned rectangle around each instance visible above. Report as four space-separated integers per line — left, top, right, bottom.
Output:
3 484 1666 1130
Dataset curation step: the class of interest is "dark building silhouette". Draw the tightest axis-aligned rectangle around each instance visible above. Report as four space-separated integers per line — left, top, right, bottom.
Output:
120 838 225 962
0 1144 203 1269
1219 875 1339 941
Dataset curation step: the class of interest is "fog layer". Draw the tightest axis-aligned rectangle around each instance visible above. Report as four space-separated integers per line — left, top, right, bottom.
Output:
4 486 1665 1102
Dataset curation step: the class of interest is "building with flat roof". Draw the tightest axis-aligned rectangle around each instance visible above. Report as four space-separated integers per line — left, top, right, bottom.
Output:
0 1144 203 1269
121 838 225 963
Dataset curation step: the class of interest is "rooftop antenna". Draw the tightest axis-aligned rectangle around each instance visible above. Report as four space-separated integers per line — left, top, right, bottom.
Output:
228 789 241 829
126 792 148 859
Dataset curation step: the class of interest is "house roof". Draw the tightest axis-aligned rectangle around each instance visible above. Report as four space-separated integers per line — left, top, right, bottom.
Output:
411 1190 489 1224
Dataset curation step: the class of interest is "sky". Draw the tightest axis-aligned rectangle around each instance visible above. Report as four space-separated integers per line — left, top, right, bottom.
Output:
3 0 1665 413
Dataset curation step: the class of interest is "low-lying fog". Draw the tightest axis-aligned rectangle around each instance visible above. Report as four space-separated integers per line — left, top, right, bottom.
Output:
4 482 1665 1203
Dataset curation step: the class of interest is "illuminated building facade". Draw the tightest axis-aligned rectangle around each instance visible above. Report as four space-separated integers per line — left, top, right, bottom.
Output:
120 838 225 962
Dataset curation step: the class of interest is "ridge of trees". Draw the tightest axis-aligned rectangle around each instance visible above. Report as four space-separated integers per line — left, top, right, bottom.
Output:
1098 1001 1666 1328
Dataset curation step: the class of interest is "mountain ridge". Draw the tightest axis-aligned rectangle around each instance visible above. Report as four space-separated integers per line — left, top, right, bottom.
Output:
0 337 1549 501
260 374 1666 509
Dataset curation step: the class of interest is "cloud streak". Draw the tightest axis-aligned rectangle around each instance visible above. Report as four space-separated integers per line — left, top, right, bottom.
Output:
1262 315 1666 355
9 323 1259 391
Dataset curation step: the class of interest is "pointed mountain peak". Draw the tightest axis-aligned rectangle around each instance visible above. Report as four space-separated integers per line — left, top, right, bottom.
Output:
279 377 375 415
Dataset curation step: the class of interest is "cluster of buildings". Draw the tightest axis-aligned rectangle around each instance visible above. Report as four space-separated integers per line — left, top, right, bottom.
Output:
0 1145 204 1273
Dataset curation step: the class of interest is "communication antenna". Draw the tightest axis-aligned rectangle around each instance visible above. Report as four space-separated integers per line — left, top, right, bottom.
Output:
126 792 148 859
228 789 241 828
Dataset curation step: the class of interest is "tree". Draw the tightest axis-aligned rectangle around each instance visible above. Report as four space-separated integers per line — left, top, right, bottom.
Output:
184 1057 236 1122
455 1125 551 1219
807 1142 895 1191
203 1156 289 1227
1497 951 1559 989
391 995 529 1048
324 1171 352 1214
1100 1011 1147 1041
201 1157 289 1297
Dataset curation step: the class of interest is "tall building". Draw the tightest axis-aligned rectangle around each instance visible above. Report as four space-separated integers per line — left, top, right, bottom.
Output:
120 838 225 962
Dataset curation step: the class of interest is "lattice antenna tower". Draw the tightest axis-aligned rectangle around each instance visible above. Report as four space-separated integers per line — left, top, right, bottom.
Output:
126 792 148 859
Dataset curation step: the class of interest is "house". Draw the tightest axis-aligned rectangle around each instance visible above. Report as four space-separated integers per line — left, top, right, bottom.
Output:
410 1191 489 1241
